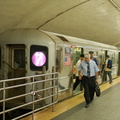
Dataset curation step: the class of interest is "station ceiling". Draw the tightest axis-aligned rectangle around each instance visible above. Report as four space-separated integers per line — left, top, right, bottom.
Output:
0 0 120 47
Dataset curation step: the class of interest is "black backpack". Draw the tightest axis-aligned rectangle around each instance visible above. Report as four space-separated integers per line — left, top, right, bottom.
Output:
107 60 112 69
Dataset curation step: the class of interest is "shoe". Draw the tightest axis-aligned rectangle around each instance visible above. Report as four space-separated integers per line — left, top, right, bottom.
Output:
109 81 113 84
90 99 94 103
85 103 90 108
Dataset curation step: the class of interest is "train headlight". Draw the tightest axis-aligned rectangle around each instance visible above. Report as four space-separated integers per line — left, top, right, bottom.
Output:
32 52 46 67
30 45 48 71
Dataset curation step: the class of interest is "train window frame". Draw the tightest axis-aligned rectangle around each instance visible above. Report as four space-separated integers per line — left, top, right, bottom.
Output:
30 45 48 71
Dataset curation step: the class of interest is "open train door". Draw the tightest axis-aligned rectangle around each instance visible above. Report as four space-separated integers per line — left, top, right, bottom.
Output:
72 47 83 94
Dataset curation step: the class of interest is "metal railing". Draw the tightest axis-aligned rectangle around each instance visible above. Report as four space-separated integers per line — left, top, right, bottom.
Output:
0 72 58 120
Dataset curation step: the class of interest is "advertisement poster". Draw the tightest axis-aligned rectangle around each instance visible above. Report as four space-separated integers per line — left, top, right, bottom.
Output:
65 57 71 66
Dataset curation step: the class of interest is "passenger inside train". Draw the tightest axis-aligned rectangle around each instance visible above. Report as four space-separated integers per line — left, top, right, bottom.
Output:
89 51 98 66
73 54 84 92
102 55 112 84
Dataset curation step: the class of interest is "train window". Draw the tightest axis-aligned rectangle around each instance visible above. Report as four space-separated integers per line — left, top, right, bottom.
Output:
107 51 115 65
30 45 48 71
14 49 25 68
73 47 82 65
0 47 1 68
101 51 106 62
56 47 62 72
115 52 118 64
92 51 98 59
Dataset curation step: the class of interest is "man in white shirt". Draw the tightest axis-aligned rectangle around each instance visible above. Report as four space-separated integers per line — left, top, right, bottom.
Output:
78 54 99 108
73 54 84 91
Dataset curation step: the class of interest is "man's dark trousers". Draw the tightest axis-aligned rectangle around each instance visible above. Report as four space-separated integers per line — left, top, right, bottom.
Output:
73 76 82 91
82 76 96 104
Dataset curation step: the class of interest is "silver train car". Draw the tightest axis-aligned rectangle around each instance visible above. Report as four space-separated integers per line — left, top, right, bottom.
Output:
0 29 119 107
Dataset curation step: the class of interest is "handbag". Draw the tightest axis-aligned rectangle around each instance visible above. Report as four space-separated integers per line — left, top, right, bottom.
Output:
95 83 101 97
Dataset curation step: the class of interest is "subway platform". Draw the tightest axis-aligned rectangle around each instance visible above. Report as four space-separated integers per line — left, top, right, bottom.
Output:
21 77 120 120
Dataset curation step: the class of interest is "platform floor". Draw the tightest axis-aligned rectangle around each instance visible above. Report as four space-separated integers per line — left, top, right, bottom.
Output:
21 77 120 120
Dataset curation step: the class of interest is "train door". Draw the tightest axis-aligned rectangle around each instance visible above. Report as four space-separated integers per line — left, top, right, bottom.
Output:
7 45 26 101
107 50 118 78
8 45 26 78
56 45 74 100
73 47 83 94
99 50 106 71
56 46 65 91
100 50 107 82
118 52 120 76
0 47 1 79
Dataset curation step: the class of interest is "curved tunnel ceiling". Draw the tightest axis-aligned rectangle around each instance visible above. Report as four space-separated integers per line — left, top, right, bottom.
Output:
0 0 120 47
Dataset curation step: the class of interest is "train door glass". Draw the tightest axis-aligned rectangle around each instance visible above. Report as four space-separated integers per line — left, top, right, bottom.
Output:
118 52 120 75
101 50 107 62
99 50 105 69
92 51 98 60
0 47 1 68
8 45 25 101
107 51 115 65
13 49 25 77
100 50 107 81
56 46 62 72
73 47 82 66
84 48 99 61
106 51 118 78
9 45 25 78
0 47 1 80
73 47 82 94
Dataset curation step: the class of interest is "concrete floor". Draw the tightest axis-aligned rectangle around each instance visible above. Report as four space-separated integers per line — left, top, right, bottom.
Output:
52 83 120 120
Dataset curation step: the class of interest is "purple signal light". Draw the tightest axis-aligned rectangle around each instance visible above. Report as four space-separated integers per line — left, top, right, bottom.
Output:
32 52 46 67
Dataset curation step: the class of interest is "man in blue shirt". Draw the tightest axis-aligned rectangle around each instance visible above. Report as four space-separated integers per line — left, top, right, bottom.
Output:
89 51 98 66
78 54 99 108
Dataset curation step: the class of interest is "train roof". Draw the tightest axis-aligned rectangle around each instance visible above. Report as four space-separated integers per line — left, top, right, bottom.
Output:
0 29 55 45
44 31 118 51
0 28 119 51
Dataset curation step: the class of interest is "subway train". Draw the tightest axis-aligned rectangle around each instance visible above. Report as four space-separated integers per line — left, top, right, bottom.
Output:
0 29 120 109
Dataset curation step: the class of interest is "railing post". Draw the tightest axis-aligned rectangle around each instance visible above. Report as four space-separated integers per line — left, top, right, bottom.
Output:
52 66 55 112
56 74 59 104
42 66 46 100
32 77 35 120
3 81 5 120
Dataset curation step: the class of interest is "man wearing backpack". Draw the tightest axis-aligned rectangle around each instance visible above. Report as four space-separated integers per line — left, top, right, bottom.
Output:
102 55 112 84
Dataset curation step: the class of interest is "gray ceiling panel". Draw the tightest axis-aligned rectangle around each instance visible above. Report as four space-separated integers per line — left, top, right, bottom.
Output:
0 0 120 47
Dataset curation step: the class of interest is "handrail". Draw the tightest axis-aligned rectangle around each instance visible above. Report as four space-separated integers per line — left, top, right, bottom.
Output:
0 72 58 120
0 77 58 91
0 72 58 82
0 86 58 103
